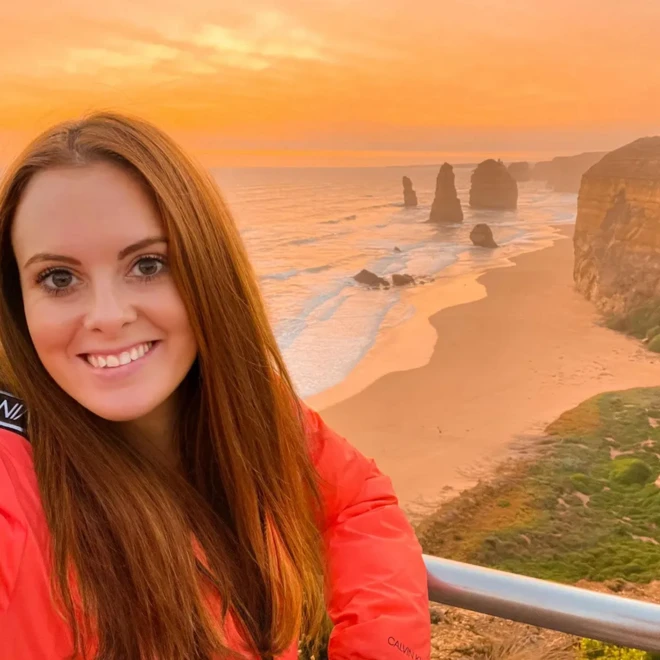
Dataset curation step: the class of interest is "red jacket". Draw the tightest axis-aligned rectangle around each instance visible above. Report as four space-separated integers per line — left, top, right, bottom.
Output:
0 394 430 659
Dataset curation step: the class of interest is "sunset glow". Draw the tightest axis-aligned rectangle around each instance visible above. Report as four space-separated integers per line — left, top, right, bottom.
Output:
2 0 660 166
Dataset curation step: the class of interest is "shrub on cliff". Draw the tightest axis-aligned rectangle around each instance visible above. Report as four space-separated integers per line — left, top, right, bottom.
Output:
609 458 653 486
607 301 660 338
580 639 653 659
646 325 660 341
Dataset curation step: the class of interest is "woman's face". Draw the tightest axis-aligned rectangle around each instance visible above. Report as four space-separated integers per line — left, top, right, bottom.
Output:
11 162 198 425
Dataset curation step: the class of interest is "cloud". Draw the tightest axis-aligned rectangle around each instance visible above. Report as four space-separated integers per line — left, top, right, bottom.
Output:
191 10 333 69
1 0 660 165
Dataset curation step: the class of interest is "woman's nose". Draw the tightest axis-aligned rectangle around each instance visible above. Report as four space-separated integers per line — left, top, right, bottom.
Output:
82 284 138 334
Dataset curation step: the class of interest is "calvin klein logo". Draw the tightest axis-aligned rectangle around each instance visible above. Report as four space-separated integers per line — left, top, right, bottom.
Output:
388 637 424 660
0 391 28 437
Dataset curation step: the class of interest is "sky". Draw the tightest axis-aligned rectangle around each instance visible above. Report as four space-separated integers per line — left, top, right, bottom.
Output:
1 0 660 167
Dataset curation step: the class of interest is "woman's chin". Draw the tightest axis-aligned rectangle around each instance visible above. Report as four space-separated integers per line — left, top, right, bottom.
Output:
84 399 160 423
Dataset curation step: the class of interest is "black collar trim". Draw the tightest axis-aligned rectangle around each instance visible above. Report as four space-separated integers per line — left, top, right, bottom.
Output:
0 390 28 438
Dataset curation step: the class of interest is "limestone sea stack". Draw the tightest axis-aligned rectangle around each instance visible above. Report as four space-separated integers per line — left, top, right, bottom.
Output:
469 159 518 210
573 137 660 314
470 223 498 248
508 162 531 182
429 163 463 223
402 176 418 207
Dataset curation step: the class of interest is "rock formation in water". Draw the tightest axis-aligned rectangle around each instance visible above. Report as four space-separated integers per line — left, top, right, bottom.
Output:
508 162 531 182
573 137 660 314
532 152 606 193
429 163 463 223
392 273 415 286
470 223 498 248
354 269 390 289
402 176 418 207
394 246 402 253
469 159 518 210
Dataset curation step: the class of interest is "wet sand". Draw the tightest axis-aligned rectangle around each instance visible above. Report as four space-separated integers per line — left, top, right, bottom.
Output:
306 227 660 519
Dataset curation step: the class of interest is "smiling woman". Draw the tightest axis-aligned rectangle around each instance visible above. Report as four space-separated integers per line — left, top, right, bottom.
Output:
13 163 197 433
0 113 431 660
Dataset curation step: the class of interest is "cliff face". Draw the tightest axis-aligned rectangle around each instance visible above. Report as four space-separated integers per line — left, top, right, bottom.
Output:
469 159 518 210
429 163 463 223
532 152 606 193
573 137 660 314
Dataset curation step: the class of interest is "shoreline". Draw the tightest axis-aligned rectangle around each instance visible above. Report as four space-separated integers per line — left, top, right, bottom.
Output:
306 226 660 519
306 224 567 410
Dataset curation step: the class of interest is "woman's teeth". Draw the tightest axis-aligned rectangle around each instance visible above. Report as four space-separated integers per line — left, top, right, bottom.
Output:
86 342 154 369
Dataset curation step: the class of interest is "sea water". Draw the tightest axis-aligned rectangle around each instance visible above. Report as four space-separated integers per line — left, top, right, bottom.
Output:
214 165 577 398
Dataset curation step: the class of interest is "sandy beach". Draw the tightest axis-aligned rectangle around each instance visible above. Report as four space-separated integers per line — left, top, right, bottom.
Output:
306 226 660 519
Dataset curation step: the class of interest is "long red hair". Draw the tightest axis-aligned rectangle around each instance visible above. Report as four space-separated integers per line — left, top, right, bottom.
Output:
0 113 327 659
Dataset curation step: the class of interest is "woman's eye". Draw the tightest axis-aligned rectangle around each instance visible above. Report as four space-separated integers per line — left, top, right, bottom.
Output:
131 256 166 278
39 269 76 292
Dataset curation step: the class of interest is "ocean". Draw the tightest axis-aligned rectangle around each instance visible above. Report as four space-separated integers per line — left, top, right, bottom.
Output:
213 165 577 399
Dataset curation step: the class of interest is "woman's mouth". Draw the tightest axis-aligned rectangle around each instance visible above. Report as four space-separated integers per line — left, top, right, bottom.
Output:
83 341 158 369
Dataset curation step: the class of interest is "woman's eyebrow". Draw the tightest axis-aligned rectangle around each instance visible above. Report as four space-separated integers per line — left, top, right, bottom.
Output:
23 236 168 269
117 236 168 260
23 253 80 268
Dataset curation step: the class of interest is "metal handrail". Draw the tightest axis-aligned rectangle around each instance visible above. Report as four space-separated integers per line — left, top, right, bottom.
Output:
425 555 660 652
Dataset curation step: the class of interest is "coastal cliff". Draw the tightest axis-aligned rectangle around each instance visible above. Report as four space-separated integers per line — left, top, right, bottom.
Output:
533 152 606 193
573 137 660 314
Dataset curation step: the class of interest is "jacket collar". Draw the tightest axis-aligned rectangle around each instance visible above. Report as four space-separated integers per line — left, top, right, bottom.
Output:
0 390 28 439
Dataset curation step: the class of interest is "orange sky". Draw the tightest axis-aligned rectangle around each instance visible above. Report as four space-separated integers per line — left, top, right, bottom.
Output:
2 0 660 167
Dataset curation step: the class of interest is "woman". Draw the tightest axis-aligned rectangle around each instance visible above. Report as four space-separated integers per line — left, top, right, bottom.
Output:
0 113 430 659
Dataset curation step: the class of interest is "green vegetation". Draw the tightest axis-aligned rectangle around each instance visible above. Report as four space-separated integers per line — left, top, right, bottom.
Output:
418 387 660 657
421 388 660 583
607 301 660 354
606 301 660 338
609 457 652 486
580 639 650 659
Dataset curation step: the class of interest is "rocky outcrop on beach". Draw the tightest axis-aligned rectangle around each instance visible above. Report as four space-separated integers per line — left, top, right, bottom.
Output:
470 223 498 248
532 152 606 193
573 137 660 314
354 269 390 289
508 161 531 182
469 159 518 210
429 163 463 223
354 269 434 289
402 176 418 207
392 273 415 286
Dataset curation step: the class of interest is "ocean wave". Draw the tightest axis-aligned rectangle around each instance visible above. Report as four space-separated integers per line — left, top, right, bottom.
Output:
287 236 320 246
275 283 351 349
360 201 402 211
321 214 357 225
261 264 333 282
285 229 353 247
261 269 299 281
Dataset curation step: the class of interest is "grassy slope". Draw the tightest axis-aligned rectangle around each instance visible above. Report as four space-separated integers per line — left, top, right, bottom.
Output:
419 388 660 583
417 387 660 658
